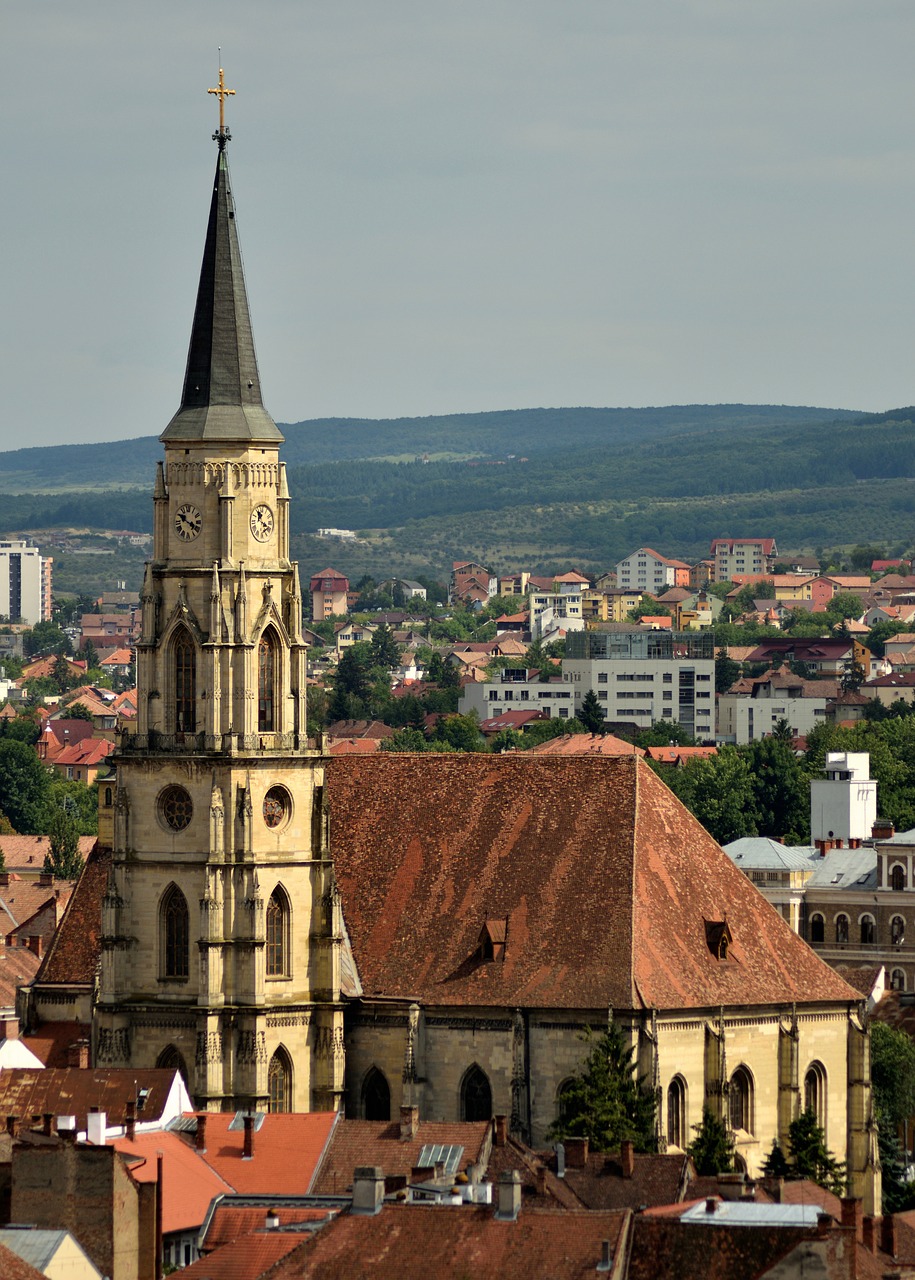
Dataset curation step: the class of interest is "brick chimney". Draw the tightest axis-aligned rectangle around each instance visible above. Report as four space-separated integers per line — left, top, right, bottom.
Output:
565 1136 589 1168
195 1113 207 1153
0 873 10 888
0 1014 19 1041
27 936 43 959
862 1214 879 1252
125 1100 136 1142
873 819 895 841
882 1212 897 1258
5 1115 18 1138
399 1105 419 1141
840 1196 862 1240
67 1040 89 1069
620 1139 635 1178
38 872 53 888
243 1113 254 1160
494 1115 508 1147
535 1164 548 1196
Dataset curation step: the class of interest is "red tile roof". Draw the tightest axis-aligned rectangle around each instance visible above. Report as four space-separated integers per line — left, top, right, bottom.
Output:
32 845 107 984
20 1021 90 1068
0 945 41 1006
191 1112 338 1197
478 710 549 733
202 1204 335 1252
0 1241 46 1280
0 836 95 875
113 1130 233 1234
328 755 857 1011
548 1148 692 1210
311 1119 491 1195
528 733 643 757
180 1232 314 1280
645 746 718 765
627 1217 813 1280
0 1068 181 1129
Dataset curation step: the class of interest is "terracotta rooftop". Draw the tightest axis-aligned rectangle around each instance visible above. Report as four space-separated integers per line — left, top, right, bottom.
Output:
20 1021 90 1068
112 1130 233 1235
0 877 73 932
627 1216 817 1280
201 1202 337 1253
32 845 108 984
0 1067 181 1129
266 1204 631 1280
0 837 95 876
324 720 393 740
327 755 858 1011
311 1119 491 1195
527 733 644 757
645 746 718 765
181 1229 312 1279
0 1241 46 1280
188 1112 338 1197
548 1146 693 1211
0 945 41 1006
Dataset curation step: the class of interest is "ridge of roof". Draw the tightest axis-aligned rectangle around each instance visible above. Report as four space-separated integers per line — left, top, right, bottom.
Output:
161 142 282 445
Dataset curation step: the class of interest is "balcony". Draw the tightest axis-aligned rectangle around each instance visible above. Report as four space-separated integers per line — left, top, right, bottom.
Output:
115 730 321 757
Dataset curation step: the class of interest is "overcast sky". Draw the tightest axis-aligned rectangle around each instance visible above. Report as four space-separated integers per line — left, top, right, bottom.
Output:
2 2 914 452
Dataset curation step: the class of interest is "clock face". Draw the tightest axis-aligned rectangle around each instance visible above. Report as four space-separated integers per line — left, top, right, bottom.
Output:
175 504 202 541
251 504 275 542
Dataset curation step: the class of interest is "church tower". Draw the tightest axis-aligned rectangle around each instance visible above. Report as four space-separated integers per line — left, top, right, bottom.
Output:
94 75 343 1113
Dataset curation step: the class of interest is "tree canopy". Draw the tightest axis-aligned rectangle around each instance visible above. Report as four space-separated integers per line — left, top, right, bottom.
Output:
548 1022 657 1153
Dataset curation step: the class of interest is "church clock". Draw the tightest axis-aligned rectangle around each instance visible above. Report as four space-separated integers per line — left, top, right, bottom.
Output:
250 503 274 542
174 504 202 540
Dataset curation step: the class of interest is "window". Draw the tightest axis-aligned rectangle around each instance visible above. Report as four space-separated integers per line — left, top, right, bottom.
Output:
362 1066 391 1121
161 885 189 978
174 628 196 733
729 1066 753 1134
159 785 193 833
892 916 906 945
258 631 277 732
835 914 849 944
156 1044 190 1086
556 1079 576 1128
267 1047 292 1113
667 1076 687 1149
892 864 907 891
860 915 876 945
810 914 825 944
460 1064 492 1122
804 1062 827 1129
892 968 907 991
265 887 290 977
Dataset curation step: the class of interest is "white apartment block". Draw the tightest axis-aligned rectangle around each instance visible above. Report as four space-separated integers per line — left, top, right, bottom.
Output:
0 541 50 626
810 752 877 844
528 575 589 640
711 537 777 583
716 670 833 745
460 669 576 721
615 547 683 595
562 629 715 739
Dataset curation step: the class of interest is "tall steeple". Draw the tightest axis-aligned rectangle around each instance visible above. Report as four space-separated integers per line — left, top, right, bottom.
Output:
161 68 282 445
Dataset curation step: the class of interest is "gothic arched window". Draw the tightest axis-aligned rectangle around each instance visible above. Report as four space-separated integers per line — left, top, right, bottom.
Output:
667 1076 687 1149
804 1062 827 1129
809 913 825 944
362 1067 391 1121
729 1066 754 1135
174 629 197 734
460 1064 492 1122
557 1079 576 1128
835 914 849 944
860 914 876 946
265 887 290 978
156 1044 189 1086
892 863 907 891
161 885 189 979
258 631 277 732
267 1047 292 1113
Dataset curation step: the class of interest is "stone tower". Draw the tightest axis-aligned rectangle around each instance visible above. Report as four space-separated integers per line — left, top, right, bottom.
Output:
94 95 343 1113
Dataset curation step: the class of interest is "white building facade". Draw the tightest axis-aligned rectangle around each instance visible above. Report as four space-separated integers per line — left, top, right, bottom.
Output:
0 541 50 626
460 669 576 721
615 547 681 595
810 752 878 844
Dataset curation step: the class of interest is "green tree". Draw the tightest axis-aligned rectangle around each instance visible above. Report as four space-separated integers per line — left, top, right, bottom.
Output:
370 624 402 671
715 650 741 694
771 717 793 743
48 779 98 835
0 739 52 834
328 643 375 721
626 598 672 622
431 713 486 753
825 592 864 623
841 659 866 693
381 728 430 753
741 738 810 842
687 1108 735 1175
872 1020 915 1212
24 621 71 658
761 1139 790 1178
547 1022 657 1153
79 639 100 670
488 728 525 753
787 1109 844 1194
662 748 759 844
44 805 84 880
635 720 695 749
65 702 94 722
579 689 606 735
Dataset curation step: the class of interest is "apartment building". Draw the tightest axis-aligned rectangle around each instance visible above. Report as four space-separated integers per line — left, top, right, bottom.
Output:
528 573 589 640
563 627 715 739
716 667 837 745
310 567 350 619
710 537 778 582
615 547 690 594
0 541 51 626
459 668 576 720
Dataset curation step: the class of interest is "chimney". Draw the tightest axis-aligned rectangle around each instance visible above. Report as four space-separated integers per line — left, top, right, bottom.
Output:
243 1113 254 1160
195 1113 207 1153
840 1196 862 1240
535 1164 548 1197
620 1139 635 1179
125 1100 136 1142
494 1115 508 1147
352 1166 385 1216
882 1212 897 1257
38 872 53 888
565 1136 588 1168
873 819 895 841
400 1105 419 1141
0 1014 19 1041
815 839 826 857
86 1110 107 1145
57 1116 76 1143
265 1207 280 1230
0 873 10 888
67 1040 90 1069
862 1214 879 1253
495 1170 521 1221
705 1198 717 1215
27 936 43 959
817 1211 832 1238
6 1115 18 1138
42 1114 54 1137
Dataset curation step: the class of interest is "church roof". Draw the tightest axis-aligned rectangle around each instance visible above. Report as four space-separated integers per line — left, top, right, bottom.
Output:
161 141 283 445
328 755 857 1011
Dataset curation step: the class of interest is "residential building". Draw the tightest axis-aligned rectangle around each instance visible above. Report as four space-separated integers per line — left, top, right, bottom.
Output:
310 568 349 619
333 619 377 658
716 667 837 745
808 575 872 609
563 628 715 739
377 578 427 601
615 548 690 594
0 541 50 626
316 527 357 540
528 574 589 640
710 537 777 583
861 671 915 707
727 574 815 601
450 561 495 606
583 588 643 624
810 752 877 844
742 637 862 677
460 669 576 721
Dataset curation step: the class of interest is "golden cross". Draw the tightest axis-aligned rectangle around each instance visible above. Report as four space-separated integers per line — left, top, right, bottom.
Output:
208 66 235 136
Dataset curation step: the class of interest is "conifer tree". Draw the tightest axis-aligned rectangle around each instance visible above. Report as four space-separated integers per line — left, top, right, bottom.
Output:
687 1108 735 1175
548 1021 657 1153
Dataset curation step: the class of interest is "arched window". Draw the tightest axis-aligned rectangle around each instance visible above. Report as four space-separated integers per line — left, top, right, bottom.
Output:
804 1062 827 1129
267 1047 292 1113
729 1066 754 1135
860 914 876 946
809 914 825 944
835 914 849 944
156 1044 189 1086
892 916 906 946
362 1067 391 1121
667 1076 687 1149
460 1064 492 1122
892 968 907 991
258 631 277 732
161 885 189 979
892 864 907 891
104 786 113 807
174 629 197 733
265 887 290 978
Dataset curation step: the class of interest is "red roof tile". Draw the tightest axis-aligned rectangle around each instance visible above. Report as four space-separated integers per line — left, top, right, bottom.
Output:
0 1068 180 1129
202 1204 335 1252
311 1119 491 1195
528 733 644 757
33 845 107 984
328 755 857 1011
0 1241 46 1280
20 1021 90 1068
113 1130 233 1234
191 1112 338 1196
180 1232 314 1280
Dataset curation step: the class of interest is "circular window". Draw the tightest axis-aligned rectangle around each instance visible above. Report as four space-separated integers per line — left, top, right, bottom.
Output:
159 785 193 832
263 786 290 830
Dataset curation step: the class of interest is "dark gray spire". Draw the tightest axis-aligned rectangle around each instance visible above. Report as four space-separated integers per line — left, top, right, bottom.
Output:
161 142 283 444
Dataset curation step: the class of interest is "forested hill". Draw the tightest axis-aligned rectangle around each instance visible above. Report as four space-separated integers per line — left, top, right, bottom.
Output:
0 404 855 491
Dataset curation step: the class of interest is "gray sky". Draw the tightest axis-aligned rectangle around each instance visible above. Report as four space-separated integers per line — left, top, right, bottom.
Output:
2 1 914 452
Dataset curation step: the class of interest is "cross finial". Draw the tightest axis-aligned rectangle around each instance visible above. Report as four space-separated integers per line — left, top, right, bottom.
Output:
208 62 235 147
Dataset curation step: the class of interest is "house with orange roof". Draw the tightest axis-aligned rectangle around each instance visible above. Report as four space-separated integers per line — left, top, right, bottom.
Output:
98 648 133 679
44 736 115 787
310 569 350 620
449 561 496 607
0 837 95 881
